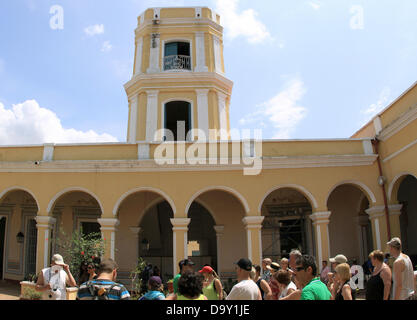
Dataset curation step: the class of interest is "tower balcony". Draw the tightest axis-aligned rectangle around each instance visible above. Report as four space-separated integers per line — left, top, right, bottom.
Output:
163 55 191 71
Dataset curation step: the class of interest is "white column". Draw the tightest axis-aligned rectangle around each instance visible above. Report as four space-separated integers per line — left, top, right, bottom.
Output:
213 35 222 74
365 206 385 250
195 32 208 72
134 37 143 76
98 218 120 260
217 92 228 140
35 216 56 270
213 225 224 276
128 94 139 143
170 218 191 276
145 90 159 141
309 211 331 266
242 216 264 268
196 89 209 139
147 33 160 74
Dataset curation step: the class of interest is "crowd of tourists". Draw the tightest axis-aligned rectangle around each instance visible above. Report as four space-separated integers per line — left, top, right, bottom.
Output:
34 237 416 300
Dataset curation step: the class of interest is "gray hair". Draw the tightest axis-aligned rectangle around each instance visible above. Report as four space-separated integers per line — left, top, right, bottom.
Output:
289 249 302 258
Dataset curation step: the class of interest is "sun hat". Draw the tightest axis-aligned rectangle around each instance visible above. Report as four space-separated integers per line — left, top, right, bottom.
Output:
267 262 280 272
51 254 65 265
329 254 347 264
387 237 401 249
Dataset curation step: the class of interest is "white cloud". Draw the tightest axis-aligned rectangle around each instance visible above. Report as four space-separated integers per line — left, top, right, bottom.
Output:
214 0 272 44
308 1 322 10
84 24 105 37
0 100 118 145
362 87 391 117
101 41 113 52
239 78 307 139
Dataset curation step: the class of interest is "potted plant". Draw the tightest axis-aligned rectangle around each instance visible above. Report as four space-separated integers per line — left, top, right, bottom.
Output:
20 273 39 299
20 287 42 300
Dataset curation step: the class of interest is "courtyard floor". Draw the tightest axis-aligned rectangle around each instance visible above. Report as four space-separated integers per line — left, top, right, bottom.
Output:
0 281 20 300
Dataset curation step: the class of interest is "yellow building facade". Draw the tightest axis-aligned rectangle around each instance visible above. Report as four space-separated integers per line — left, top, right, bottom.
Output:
0 7 416 286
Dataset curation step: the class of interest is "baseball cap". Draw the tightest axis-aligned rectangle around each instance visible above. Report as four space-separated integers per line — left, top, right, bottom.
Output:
179 259 195 269
235 258 252 271
51 254 65 265
387 237 401 249
329 254 347 264
199 266 214 274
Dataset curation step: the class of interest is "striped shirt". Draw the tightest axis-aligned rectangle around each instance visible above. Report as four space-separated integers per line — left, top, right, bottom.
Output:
77 279 130 300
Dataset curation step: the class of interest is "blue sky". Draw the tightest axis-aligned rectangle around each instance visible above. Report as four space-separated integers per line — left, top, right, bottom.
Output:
0 0 416 144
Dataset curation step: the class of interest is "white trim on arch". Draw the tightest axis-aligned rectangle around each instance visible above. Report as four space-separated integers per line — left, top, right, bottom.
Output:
185 186 250 215
0 186 40 210
112 187 177 216
258 184 319 213
388 172 417 202
47 187 104 214
326 180 377 205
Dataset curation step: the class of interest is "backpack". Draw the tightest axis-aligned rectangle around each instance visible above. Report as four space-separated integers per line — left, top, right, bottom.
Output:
86 281 118 300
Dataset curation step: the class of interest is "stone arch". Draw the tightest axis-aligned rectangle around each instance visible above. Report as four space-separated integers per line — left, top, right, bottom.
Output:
112 187 176 217
259 186 315 259
0 187 40 279
388 172 417 202
326 180 377 206
0 186 40 212
327 183 373 264
258 184 318 213
47 187 104 215
185 186 250 216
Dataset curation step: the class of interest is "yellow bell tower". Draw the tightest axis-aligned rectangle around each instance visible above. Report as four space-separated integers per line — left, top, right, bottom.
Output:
124 7 233 143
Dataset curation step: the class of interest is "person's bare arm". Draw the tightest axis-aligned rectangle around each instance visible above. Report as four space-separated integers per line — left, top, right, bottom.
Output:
35 271 50 292
257 288 262 300
342 284 352 300
380 266 392 300
393 259 405 300
214 279 223 300
261 280 273 300
279 289 301 300
63 264 77 287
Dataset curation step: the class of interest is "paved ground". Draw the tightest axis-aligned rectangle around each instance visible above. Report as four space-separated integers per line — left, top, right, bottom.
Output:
0 281 20 300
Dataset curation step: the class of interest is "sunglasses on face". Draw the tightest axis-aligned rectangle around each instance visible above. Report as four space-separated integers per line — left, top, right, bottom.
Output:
295 266 305 272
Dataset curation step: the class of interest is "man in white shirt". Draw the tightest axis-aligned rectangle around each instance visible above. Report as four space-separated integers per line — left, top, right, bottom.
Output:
227 258 262 300
35 254 77 300
387 237 415 300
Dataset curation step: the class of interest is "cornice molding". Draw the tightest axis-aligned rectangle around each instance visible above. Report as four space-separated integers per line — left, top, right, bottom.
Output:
0 154 377 173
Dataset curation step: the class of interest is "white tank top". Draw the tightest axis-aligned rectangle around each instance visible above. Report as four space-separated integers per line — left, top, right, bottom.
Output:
41 267 67 300
392 254 415 300
279 281 297 299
